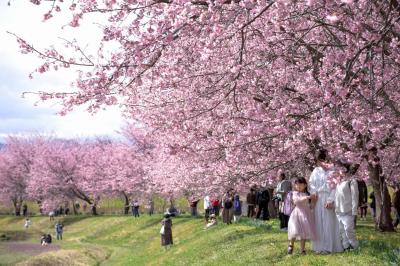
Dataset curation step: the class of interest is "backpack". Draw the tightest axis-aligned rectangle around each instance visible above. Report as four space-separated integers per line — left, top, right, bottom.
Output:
283 191 294 216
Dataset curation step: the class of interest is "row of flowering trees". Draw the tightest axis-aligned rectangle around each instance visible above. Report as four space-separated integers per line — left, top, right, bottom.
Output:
0 128 237 215
7 0 400 230
0 133 152 214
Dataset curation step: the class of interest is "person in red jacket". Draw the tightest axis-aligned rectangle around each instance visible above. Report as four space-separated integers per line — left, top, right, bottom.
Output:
211 197 221 216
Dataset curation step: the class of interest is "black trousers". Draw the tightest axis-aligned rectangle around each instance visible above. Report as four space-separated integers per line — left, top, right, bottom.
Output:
212 206 220 216
256 203 270 220
279 212 289 229
247 205 255 218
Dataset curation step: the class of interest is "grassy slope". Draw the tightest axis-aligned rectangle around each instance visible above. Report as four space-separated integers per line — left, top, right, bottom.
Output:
0 215 399 266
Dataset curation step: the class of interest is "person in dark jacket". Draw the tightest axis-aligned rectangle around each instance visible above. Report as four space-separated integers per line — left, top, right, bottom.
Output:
357 179 368 221
55 221 63 240
161 213 173 249
233 194 242 223
46 234 52 244
41 234 52 245
222 190 234 224
369 192 376 218
189 199 199 217
131 200 140 217
22 203 28 217
256 186 270 220
41 234 48 246
246 186 257 218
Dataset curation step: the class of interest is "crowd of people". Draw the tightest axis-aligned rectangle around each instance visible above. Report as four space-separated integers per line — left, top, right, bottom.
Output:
16 148 400 254
22 216 64 247
179 149 400 254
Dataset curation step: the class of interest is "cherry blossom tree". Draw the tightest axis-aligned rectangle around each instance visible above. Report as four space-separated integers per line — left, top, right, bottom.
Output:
12 0 400 230
0 137 35 215
80 138 150 214
27 138 96 212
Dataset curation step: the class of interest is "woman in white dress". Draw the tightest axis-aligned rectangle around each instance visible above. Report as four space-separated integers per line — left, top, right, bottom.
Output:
309 149 344 253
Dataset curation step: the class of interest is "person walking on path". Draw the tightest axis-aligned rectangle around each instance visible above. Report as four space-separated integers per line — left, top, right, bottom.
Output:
309 149 343 253
335 165 359 250
222 190 234 224
287 177 317 255
160 213 173 250
246 186 257 218
276 173 292 230
55 221 63 240
233 194 242 223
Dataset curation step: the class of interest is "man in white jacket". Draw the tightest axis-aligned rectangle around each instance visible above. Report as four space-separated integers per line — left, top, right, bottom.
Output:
204 195 211 223
335 164 359 250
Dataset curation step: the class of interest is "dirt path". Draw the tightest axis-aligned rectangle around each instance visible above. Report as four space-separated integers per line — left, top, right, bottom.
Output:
2 241 60 255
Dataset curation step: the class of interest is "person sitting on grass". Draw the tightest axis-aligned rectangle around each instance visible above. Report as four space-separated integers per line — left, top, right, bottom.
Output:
205 214 218 229
41 234 48 246
46 233 52 244
41 233 52 246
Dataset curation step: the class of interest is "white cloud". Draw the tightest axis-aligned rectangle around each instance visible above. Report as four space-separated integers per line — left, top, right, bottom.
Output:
0 1 126 141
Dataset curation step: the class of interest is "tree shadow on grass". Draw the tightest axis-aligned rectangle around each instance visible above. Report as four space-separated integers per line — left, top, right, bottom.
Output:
136 217 166 231
355 240 400 265
55 215 92 227
211 226 278 245
0 230 31 241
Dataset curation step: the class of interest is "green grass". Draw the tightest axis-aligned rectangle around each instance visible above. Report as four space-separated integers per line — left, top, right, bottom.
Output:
0 215 399 266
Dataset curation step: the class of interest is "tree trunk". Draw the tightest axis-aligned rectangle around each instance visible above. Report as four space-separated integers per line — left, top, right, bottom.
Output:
368 162 394 231
12 198 22 216
122 191 130 215
72 200 78 215
12 199 18 216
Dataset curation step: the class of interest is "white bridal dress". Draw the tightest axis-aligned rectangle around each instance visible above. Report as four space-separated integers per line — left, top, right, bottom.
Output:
309 166 344 253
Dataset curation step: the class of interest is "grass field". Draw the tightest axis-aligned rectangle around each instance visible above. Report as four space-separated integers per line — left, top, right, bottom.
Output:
0 214 399 266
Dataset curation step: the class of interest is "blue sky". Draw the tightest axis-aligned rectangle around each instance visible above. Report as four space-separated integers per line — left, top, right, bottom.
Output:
0 1 125 142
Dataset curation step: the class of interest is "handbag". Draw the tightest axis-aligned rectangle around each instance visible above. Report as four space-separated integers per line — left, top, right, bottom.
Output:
160 225 165 235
